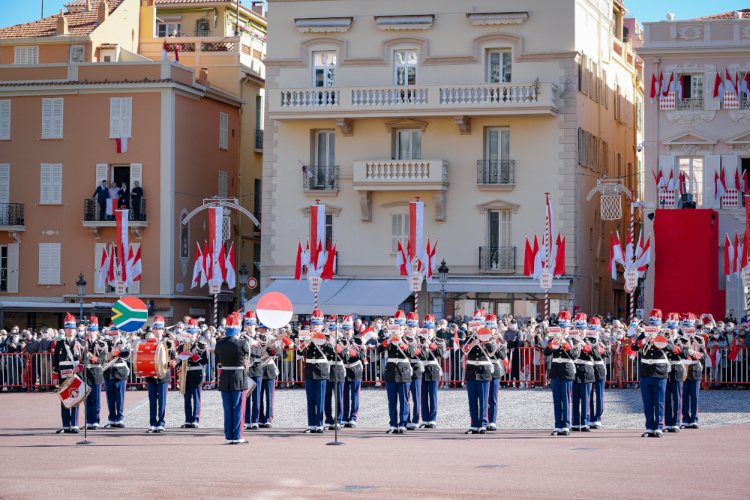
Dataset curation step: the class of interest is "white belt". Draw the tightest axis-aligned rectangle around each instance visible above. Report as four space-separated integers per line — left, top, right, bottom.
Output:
305 358 328 364
552 358 574 364
345 360 362 369
574 360 593 365
85 364 101 369
187 366 203 371
466 360 492 366
594 361 605 366
59 361 73 366
332 360 345 366
221 366 245 370
387 358 410 364
111 361 127 367
682 360 699 366
424 360 440 366
641 359 669 365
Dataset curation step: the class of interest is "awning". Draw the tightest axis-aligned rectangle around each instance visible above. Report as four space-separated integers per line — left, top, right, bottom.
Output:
246 278 413 316
426 277 571 295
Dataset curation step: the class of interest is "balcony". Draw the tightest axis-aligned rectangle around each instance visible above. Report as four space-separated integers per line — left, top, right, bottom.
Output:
477 160 515 190
83 199 148 238
479 246 516 273
352 159 448 191
0 203 24 242
269 82 559 119
303 165 339 195
676 97 704 111
255 129 264 152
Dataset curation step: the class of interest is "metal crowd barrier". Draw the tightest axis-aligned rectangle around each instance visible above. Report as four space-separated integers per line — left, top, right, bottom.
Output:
3 347 749 391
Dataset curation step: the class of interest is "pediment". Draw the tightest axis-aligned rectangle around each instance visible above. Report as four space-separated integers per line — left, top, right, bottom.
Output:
727 130 750 146
301 204 342 216
384 118 429 132
662 131 717 146
477 198 520 213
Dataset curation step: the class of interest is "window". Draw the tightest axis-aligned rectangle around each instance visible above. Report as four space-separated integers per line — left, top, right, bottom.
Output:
677 73 704 110
0 100 9 140
313 51 336 88
157 23 181 37
219 112 229 150
393 129 421 160
252 243 261 281
253 179 262 223
678 157 704 207
195 18 210 37
486 210 513 271
218 170 228 197
325 214 333 248
314 130 335 166
391 213 410 254
0 164 9 221
394 49 418 86
38 243 61 285
109 97 132 138
41 98 63 139
741 72 750 109
0 243 19 293
69 45 84 63
487 50 512 83
40 163 62 204
485 127 510 162
14 46 38 64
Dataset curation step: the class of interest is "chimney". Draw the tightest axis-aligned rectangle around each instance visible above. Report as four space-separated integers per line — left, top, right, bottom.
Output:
198 67 210 85
85 0 92 11
98 0 109 23
56 11 69 35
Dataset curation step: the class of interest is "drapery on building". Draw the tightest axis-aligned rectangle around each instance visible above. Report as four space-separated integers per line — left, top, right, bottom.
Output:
257 0 642 318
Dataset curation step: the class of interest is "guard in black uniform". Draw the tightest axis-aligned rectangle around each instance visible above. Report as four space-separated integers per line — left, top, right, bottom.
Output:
178 323 208 428
484 314 507 431
341 316 366 427
324 316 346 430
243 311 263 430
259 324 291 428
83 316 107 430
52 313 83 433
404 312 427 430
681 313 705 429
300 309 334 433
379 312 417 434
544 311 580 436
214 312 250 444
145 316 176 433
463 326 497 434
664 313 688 433
637 309 674 438
420 314 445 429
571 313 594 432
103 328 130 428
587 317 609 429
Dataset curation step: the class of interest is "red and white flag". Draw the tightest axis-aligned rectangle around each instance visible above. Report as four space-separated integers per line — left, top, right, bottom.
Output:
735 168 742 191
649 73 658 102
208 206 224 287
662 72 674 96
127 245 142 283
741 73 750 99
725 69 736 94
653 169 665 189
396 240 409 276
609 232 624 280
116 209 129 287
309 203 325 271
725 233 734 277
294 242 303 280
666 169 675 191
191 242 205 288
224 242 236 289
97 245 111 290
409 200 425 266
714 72 725 99
116 135 128 153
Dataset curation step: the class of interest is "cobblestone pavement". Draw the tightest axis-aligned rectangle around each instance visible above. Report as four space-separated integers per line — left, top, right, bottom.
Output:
125 387 750 430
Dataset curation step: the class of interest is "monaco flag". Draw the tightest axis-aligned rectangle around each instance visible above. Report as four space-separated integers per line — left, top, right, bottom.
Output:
191 242 205 288
116 209 129 285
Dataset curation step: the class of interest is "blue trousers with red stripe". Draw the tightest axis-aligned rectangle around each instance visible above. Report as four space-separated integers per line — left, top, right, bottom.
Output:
466 379 489 429
183 384 201 424
572 382 591 428
259 379 275 424
665 378 683 428
221 390 245 441
551 379 572 430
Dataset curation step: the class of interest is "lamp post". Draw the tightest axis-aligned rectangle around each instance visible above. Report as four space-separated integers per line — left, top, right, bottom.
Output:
438 260 449 320
238 263 249 312
76 273 87 322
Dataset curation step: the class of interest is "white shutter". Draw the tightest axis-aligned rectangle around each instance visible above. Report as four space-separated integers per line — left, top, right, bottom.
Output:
109 98 122 138
0 100 10 140
218 170 228 197
219 112 228 150
52 98 63 138
705 155 721 209
42 98 63 139
391 214 401 254
122 97 132 138
96 163 108 186
129 242 140 294
38 243 61 285
94 243 107 293
129 163 142 189
41 99 52 138
6 243 19 293
40 163 62 204
0 164 9 207
14 46 38 65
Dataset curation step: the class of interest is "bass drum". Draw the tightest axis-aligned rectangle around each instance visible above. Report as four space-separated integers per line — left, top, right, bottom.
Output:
132 339 169 378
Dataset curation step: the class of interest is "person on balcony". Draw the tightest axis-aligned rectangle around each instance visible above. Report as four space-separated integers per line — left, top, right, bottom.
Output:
92 180 108 221
118 181 130 210
131 181 143 221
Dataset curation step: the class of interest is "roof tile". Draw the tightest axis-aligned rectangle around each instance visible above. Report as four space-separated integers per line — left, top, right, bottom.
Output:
0 1 123 39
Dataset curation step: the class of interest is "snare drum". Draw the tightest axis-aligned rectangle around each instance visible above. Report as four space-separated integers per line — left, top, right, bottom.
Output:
132 339 169 378
58 375 90 409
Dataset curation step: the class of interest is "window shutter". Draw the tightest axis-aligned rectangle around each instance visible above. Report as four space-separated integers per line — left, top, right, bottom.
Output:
0 100 10 140
0 164 9 207
40 163 62 204
110 98 122 138
219 112 229 150
38 243 61 285
218 170 228 197
40 163 51 204
42 98 63 139
41 99 52 138
130 163 143 189
52 98 63 138
96 163 108 186
6 243 19 293
122 98 132 138
391 214 401 254
94 243 107 293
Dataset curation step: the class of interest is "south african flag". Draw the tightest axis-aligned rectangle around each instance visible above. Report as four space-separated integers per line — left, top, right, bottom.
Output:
112 296 148 332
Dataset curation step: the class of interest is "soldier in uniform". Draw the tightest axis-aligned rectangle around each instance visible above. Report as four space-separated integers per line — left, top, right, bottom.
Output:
463 324 498 434
485 314 507 432
103 328 130 428
682 313 705 429
420 314 445 429
145 316 176 433
242 310 262 430
636 309 674 438
83 316 107 430
379 310 418 434
545 311 579 436
570 313 594 432
324 316 346 430
258 324 291 428
178 321 208 428
342 315 366 428
214 312 250 444
587 317 609 429
300 309 334 433
52 314 83 433
664 313 687 432
404 312 426 430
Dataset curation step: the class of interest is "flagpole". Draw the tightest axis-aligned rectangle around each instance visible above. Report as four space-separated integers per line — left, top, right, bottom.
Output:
214 291 219 327
629 202 636 322
544 193 550 322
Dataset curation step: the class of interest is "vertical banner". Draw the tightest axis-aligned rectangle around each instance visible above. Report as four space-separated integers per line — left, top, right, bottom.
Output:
116 209 129 286
310 203 325 270
208 206 224 287
409 200 424 265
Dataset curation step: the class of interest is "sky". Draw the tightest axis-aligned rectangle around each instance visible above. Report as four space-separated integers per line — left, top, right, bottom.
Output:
0 0 747 28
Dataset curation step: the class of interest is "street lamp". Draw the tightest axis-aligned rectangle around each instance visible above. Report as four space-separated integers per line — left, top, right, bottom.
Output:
238 263 249 311
76 273 87 322
438 260 449 320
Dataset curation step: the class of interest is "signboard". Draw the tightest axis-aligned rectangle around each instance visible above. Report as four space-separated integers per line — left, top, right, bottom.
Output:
644 326 659 335
308 275 321 293
409 272 423 293
209 283 221 295
540 270 553 290
624 268 639 293
247 277 258 290
115 281 126 296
